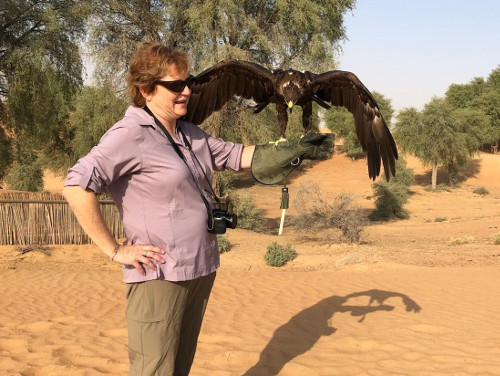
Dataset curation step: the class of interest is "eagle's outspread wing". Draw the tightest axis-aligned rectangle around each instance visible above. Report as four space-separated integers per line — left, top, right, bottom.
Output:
312 70 398 180
183 59 275 125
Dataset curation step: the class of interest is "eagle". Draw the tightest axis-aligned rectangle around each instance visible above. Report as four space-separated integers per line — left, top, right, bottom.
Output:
183 59 398 180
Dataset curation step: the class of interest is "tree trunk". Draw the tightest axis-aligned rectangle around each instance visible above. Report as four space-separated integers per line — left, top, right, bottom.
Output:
431 161 438 189
448 162 458 186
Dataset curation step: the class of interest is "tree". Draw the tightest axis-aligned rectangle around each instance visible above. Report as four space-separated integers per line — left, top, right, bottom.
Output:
68 85 128 165
0 0 88 95
324 91 394 159
445 67 500 149
475 67 500 147
88 0 356 82
394 98 489 188
445 77 486 109
1 0 90 181
475 88 500 146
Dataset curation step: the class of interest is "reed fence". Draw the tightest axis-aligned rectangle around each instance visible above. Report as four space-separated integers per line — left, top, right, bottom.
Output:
0 192 124 245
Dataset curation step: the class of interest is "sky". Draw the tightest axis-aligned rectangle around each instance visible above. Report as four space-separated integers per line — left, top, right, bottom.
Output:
338 0 500 113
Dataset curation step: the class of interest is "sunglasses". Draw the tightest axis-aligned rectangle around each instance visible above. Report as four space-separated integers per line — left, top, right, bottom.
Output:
155 75 195 93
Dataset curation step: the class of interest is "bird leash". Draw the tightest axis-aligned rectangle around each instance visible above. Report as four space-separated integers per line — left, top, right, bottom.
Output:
278 180 289 236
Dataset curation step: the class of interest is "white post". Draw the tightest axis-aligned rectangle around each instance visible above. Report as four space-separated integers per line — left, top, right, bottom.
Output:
278 208 286 236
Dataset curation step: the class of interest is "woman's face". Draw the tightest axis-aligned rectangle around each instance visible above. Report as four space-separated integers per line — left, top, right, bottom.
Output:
147 66 191 122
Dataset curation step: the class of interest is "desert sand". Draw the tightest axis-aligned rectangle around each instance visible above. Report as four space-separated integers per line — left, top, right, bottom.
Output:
1 145 499 376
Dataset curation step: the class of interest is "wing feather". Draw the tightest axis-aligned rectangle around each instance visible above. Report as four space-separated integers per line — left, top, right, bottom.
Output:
183 60 274 125
313 71 398 180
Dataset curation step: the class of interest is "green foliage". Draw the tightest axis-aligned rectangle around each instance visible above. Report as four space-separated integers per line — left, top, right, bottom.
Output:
5 161 44 192
394 97 490 186
446 78 486 109
292 180 366 242
68 85 128 164
369 157 414 221
369 181 409 221
0 124 13 181
434 217 447 222
0 0 88 97
443 68 500 147
384 157 415 187
1 0 90 174
472 187 489 195
6 50 78 147
88 0 355 83
217 235 232 253
228 191 265 232
493 233 500 245
395 65 500 188
264 242 297 267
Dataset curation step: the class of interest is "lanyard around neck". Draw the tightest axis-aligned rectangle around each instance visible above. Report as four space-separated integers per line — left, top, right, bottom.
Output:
143 106 221 210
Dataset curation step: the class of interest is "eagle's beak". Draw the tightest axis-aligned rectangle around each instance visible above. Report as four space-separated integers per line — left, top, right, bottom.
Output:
287 101 294 113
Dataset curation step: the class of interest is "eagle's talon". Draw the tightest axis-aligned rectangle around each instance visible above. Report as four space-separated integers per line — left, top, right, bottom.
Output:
269 137 288 147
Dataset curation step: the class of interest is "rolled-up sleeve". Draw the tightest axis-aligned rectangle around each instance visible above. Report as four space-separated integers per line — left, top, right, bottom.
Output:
64 125 142 194
206 135 244 172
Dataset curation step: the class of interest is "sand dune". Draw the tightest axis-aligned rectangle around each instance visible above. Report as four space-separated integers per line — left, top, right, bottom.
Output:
1 148 499 375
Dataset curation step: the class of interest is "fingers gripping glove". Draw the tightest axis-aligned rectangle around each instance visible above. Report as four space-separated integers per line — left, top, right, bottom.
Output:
251 133 335 185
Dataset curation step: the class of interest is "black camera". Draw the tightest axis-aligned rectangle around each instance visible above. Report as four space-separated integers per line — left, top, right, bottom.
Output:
207 209 238 234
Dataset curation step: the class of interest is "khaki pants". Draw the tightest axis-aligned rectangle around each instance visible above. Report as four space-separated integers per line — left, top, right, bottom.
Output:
125 272 216 376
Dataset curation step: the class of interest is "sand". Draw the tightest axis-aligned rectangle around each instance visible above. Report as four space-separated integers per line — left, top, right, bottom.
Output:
1 147 499 375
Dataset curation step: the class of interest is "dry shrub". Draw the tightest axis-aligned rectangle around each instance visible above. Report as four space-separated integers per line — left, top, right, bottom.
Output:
448 236 474 245
473 186 489 196
228 191 265 233
291 180 365 243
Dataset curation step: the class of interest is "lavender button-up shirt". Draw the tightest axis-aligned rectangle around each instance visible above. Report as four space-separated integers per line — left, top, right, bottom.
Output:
65 106 243 283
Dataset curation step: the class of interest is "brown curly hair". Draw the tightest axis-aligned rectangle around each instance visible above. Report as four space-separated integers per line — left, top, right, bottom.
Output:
127 42 190 107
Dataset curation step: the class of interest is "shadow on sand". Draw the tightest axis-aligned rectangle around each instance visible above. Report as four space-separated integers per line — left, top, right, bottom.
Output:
242 289 421 376
413 159 482 187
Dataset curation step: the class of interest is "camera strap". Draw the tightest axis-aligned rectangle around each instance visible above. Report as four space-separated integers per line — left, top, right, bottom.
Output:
143 106 220 215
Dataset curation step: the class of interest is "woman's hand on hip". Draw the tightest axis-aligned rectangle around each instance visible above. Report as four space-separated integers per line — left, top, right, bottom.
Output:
112 245 166 276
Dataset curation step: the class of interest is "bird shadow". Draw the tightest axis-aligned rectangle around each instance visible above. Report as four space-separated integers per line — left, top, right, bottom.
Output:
241 289 421 376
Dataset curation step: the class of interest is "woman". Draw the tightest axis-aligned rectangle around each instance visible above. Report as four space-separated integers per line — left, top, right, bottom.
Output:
63 41 333 376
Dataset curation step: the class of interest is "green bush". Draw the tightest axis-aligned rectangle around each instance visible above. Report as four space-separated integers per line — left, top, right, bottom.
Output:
6 161 44 192
369 181 409 220
473 187 489 195
264 242 297 267
217 235 232 253
385 158 415 187
493 233 500 245
369 157 414 221
228 191 265 232
434 217 447 222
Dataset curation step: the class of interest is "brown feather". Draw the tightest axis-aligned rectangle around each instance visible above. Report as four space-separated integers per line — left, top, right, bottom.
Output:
182 61 398 180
